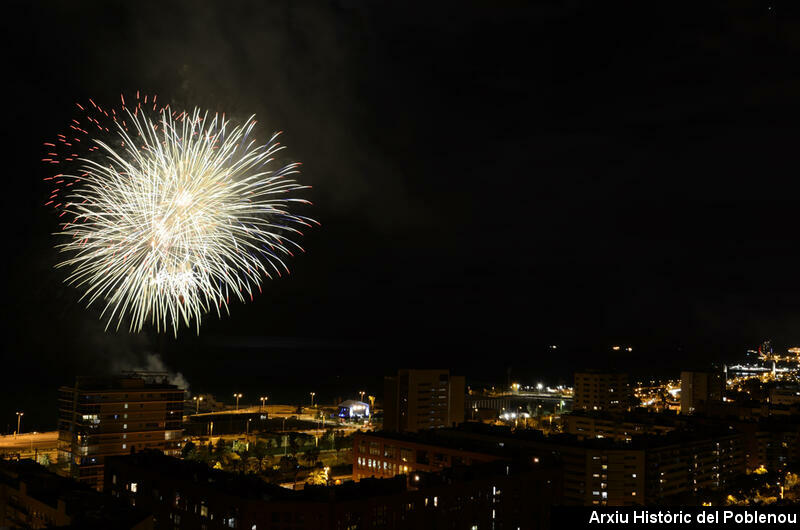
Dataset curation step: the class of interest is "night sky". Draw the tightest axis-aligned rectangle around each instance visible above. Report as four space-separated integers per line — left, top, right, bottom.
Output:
3 1 800 431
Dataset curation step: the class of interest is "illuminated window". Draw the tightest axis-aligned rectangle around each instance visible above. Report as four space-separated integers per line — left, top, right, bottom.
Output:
130 482 137 493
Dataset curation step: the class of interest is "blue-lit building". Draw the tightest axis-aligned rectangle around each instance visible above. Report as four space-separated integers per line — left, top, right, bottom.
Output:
337 400 370 419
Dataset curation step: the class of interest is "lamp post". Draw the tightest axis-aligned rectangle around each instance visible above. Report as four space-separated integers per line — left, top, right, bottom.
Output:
359 391 365 402
260 396 268 412
193 396 203 414
15 412 23 437
310 392 316 408
233 393 243 411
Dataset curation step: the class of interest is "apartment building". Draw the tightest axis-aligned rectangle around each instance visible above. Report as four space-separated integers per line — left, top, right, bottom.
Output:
57 374 185 491
383 369 465 432
573 371 631 412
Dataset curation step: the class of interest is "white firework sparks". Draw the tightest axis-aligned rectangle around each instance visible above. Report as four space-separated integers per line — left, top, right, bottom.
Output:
49 99 315 334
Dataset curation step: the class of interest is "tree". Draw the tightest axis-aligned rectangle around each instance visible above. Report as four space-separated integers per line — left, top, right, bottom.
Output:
220 451 242 473
196 442 213 464
232 439 248 455
325 428 336 450
303 447 321 467
306 467 329 486
214 438 230 459
288 434 300 459
279 455 298 474
181 441 197 459
257 454 274 473
253 440 268 459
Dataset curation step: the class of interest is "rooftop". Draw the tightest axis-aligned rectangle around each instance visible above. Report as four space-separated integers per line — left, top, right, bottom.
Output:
107 450 404 502
362 421 742 453
0 459 150 528
59 375 183 392
107 450 540 503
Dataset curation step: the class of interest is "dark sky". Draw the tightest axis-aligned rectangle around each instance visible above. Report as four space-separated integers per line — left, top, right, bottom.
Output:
3 1 800 429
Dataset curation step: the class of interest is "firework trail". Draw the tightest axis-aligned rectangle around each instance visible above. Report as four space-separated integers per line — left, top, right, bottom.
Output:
43 93 316 335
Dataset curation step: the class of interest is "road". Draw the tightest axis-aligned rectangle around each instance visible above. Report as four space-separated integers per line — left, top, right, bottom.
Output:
0 431 59 463
0 431 58 450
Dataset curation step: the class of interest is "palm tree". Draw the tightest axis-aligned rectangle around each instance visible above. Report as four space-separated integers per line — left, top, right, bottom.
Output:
303 447 321 467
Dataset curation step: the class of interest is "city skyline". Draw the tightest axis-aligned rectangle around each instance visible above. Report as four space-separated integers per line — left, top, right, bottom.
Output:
3 3 800 524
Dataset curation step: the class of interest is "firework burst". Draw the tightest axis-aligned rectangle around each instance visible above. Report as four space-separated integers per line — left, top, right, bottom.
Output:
44 94 316 334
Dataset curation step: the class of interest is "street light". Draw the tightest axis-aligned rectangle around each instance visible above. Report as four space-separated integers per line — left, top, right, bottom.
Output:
193 396 204 414
15 412 23 437
310 392 316 407
359 391 365 402
260 396 268 412
233 393 243 411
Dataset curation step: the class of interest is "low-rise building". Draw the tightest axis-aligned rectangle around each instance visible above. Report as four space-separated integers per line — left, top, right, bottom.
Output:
0 459 152 529
562 410 679 441
769 385 800 406
354 424 744 506
105 450 559 530
353 430 502 481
